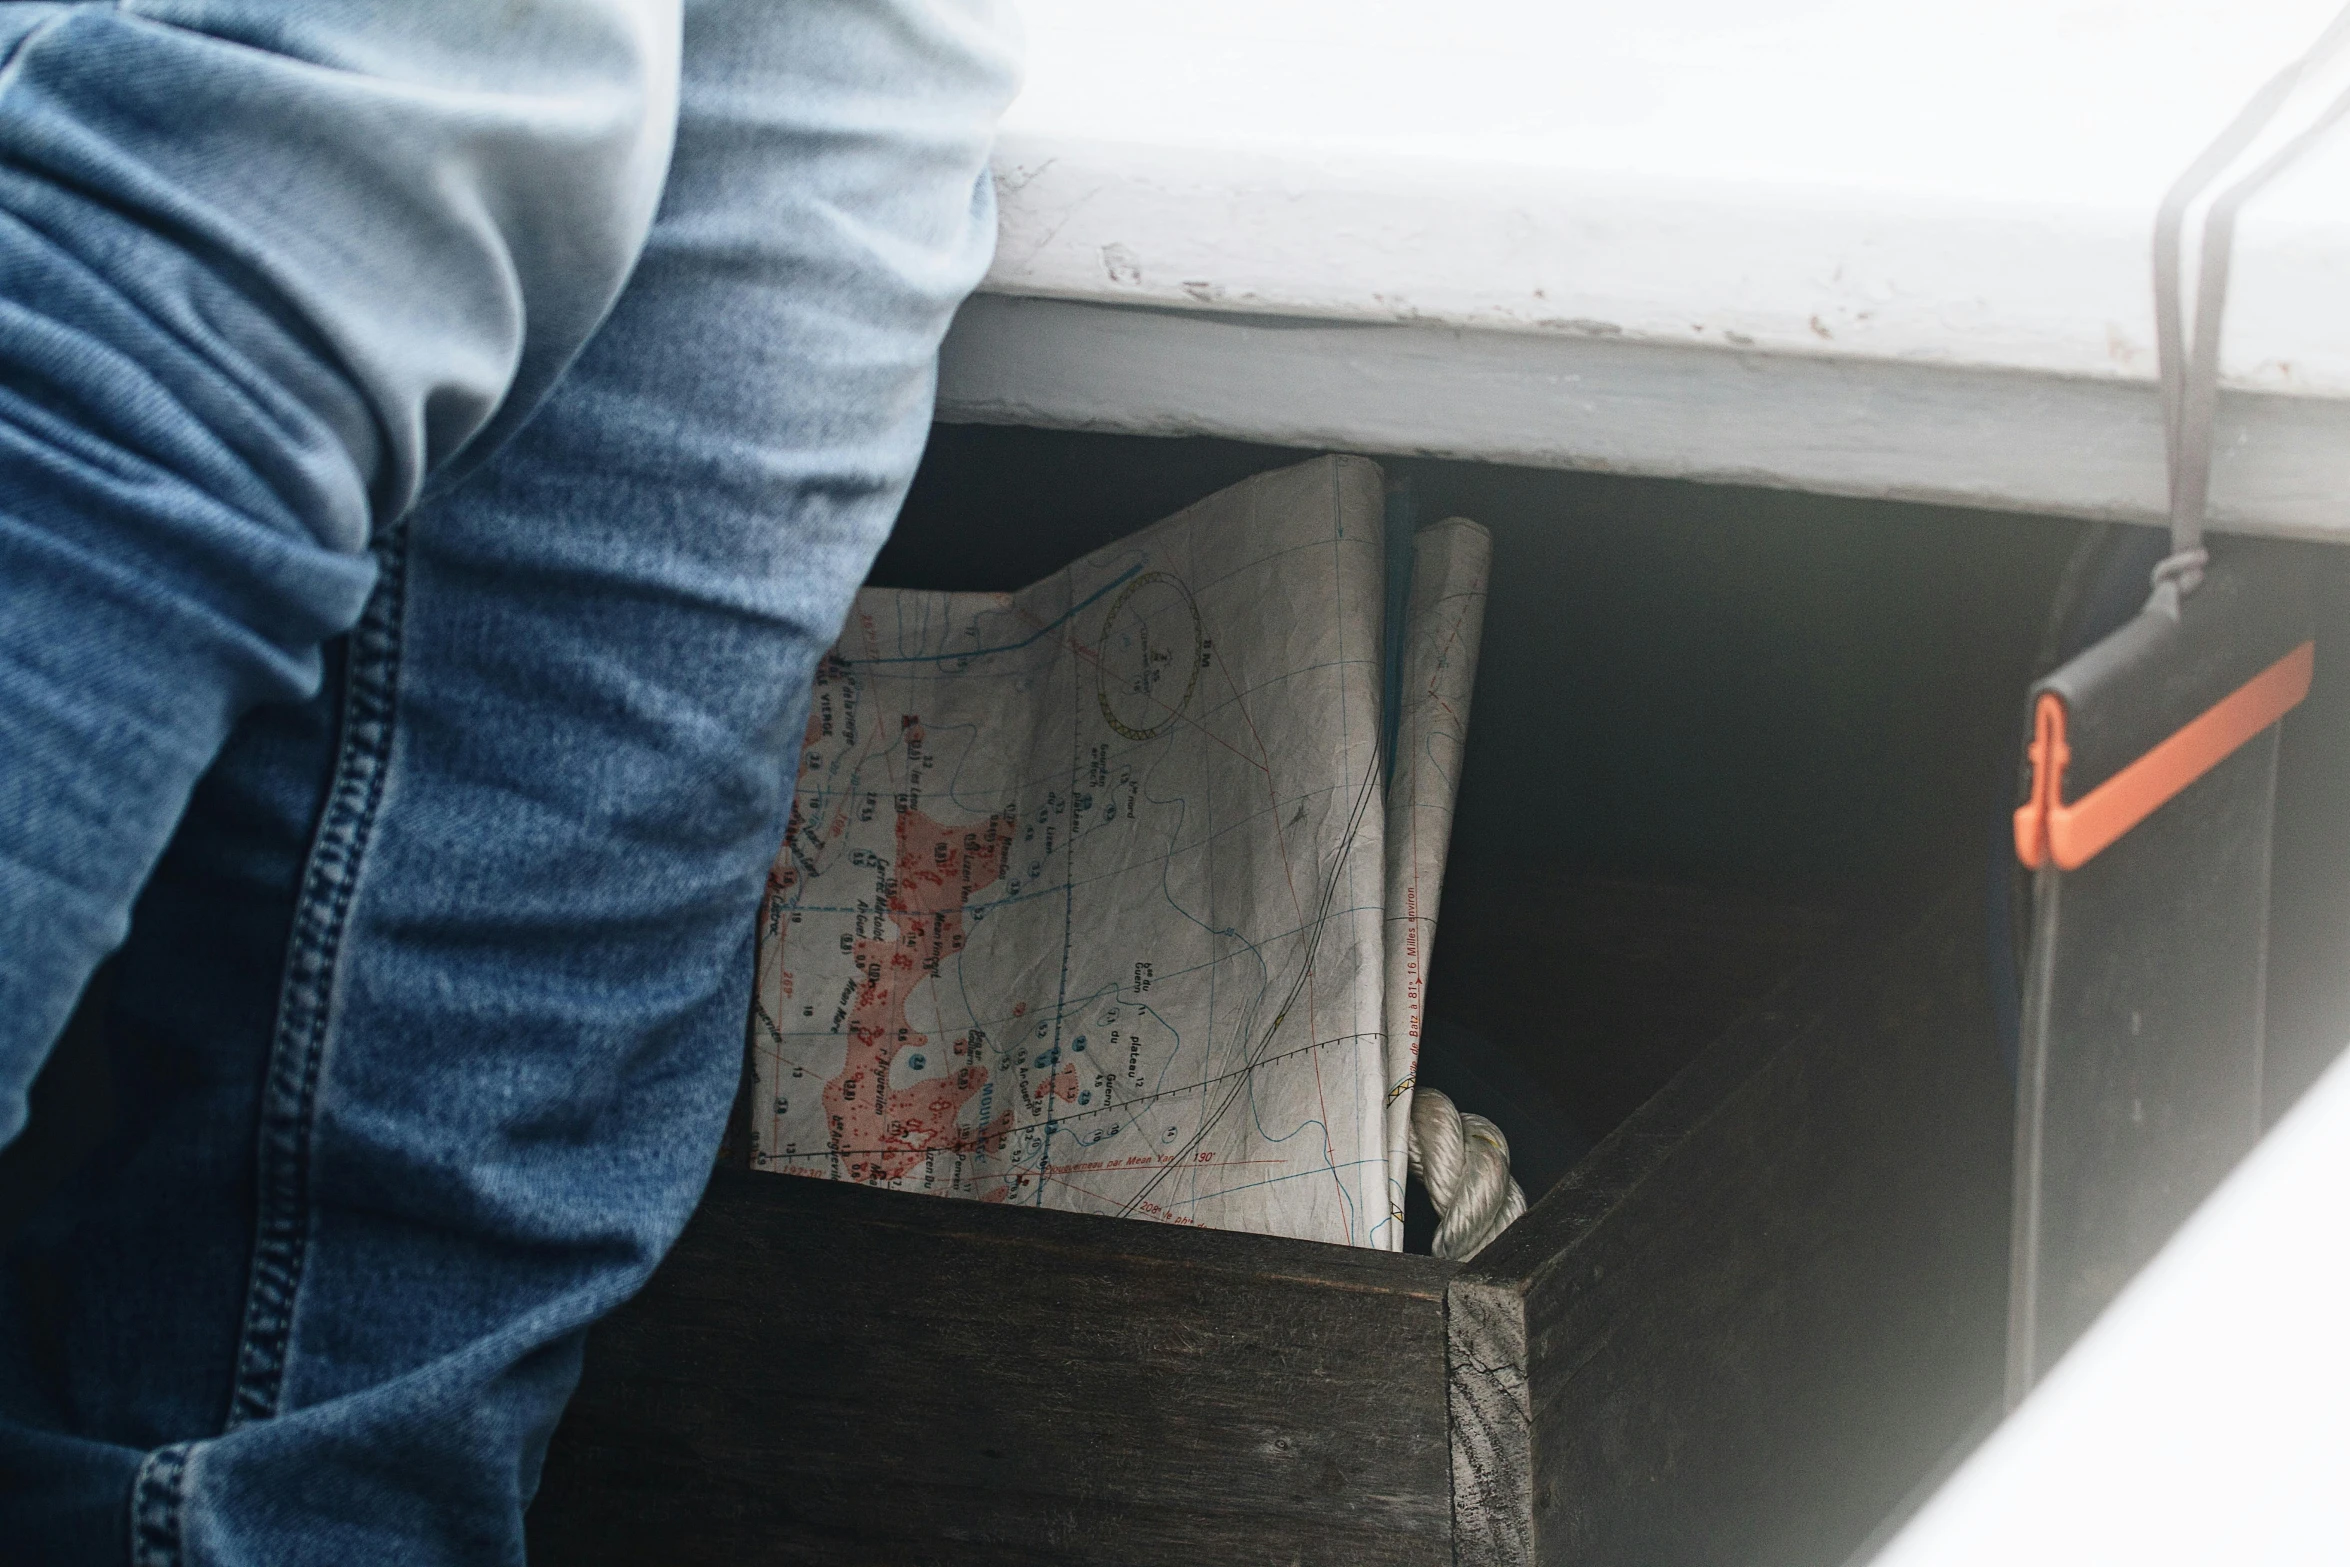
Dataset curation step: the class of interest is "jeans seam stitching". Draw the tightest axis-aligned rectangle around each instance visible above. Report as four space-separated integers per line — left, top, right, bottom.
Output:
222 520 410 1430
127 1441 192 1567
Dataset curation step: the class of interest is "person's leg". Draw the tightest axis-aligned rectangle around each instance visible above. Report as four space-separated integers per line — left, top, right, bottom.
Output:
0 0 1017 1560
0 10 677 1551
0 0 677 1145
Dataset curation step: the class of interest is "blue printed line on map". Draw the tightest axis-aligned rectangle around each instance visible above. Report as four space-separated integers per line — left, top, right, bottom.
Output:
1163 1156 1386 1246
914 718 991 813
1133 743 1279 1089
1160 1156 1384 1207
765 786 1363 917
854 562 1144 666
1241 1052 1361 1241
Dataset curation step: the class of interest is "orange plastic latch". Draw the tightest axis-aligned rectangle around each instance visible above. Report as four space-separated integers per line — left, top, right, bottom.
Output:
2013 694 2069 869
2014 640 2315 872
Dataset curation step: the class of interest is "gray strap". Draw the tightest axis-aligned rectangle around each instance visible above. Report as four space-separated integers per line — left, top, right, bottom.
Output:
2152 7 2350 603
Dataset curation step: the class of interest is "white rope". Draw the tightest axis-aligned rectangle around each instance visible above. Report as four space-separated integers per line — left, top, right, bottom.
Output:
1408 1087 1527 1260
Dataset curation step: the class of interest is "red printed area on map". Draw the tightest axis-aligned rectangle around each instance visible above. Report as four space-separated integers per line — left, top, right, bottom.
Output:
815 724 1017 1183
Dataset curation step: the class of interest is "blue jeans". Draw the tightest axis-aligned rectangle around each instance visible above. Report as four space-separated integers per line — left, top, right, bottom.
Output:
0 2 1018 1560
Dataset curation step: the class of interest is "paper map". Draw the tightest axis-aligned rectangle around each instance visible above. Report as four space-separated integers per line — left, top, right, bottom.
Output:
749 456 1488 1248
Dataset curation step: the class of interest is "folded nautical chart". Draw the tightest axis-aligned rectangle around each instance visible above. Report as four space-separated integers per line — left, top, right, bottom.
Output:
749 455 1488 1248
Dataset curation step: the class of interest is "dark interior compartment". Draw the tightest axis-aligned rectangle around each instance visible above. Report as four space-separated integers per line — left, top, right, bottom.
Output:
879 424 2350 1175
880 425 2084 1184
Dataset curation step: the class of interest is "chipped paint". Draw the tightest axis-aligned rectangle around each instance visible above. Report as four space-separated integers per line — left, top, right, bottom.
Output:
981 0 2350 397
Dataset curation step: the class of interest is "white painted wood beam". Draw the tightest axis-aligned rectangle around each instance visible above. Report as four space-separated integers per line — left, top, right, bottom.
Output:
938 294 2350 538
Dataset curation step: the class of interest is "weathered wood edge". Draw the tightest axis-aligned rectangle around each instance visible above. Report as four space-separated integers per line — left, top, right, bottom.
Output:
1438 890 1965 1565
541 1169 1462 1566
1447 1274 1533 1567
693 1166 1455 1300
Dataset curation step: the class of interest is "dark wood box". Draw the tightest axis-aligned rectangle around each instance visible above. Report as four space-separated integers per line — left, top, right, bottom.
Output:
532 883 2011 1566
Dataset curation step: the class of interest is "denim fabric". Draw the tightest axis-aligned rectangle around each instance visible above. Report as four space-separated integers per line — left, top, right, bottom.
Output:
0 0 681 1125
0 0 1018 1561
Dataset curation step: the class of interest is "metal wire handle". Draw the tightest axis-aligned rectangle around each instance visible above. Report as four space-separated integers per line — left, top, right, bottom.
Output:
2151 5 2350 608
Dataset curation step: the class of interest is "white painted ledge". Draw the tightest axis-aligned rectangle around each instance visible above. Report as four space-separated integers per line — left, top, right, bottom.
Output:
938 295 2350 539
941 0 2350 534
